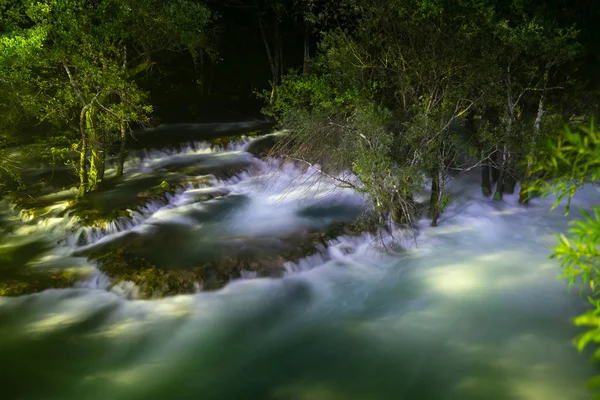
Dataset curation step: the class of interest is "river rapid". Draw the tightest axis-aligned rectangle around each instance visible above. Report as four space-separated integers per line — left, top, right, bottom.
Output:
0 123 598 399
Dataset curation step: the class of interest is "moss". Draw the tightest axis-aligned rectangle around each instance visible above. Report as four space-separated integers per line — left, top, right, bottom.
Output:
147 180 173 194
482 186 491 196
209 130 261 148
185 176 214 186
493 191 503 201
19 206 51 221
91 220 364 299
67 180 177 227
93 248 201 298
0 270 79 297
172 161 254 180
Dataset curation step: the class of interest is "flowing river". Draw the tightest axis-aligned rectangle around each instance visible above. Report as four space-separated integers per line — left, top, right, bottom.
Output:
0 123 598 399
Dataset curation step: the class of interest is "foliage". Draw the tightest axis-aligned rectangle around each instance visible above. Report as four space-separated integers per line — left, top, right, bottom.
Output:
530 121 600 214
262 0 584 226
261 1 482 223
0 0 212 195
530 121 600 395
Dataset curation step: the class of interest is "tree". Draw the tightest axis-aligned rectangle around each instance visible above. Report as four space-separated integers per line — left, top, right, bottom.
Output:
255 0 286 101
0 0 212 196
484 13 580 201
266 0 497 226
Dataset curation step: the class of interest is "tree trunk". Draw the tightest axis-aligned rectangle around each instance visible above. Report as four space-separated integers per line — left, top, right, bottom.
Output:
207 64 214 96
256 5 277 83
494 74 515 201
391 202 411 225
257 3 276 84
77 106 89 198
199 52 204 96
116 120 127 178
257 4 280 103
481 159 491 196
429 169 440 227
391 189 412 225
490 149 500 183
190 50 203 95
87 109 104 192
520 71 548 204
391 207 406 224
303 24 310 76
97 132 106 182
274 17 281 86
494 146 506 201
519 174 531 204
504 174 516 194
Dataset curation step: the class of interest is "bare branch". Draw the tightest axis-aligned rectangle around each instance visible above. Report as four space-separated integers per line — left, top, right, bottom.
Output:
62 61 87 106
282 155 359 190
448 148 497 173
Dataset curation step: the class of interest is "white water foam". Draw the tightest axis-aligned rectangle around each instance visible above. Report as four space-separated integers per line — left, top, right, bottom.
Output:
108 137 256 174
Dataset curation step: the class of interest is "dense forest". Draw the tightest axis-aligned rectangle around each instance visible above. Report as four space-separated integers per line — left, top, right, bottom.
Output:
2 0 600 398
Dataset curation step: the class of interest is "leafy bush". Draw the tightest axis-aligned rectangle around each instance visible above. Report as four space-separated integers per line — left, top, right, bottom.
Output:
531 121 600 393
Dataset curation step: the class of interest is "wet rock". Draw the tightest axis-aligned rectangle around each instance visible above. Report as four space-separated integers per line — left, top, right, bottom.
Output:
246 135 278 157
183 175 215 187
0 270 82 297
67 179 176 228
183 187 231 202
172 160 255 179
90 220 362 299
209 130 261 148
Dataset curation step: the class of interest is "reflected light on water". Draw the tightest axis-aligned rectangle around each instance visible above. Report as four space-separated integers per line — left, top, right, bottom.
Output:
427 264 481 295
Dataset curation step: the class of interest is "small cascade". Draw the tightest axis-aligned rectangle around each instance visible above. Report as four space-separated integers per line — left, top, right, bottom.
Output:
70 197 174 248
113 137 257 174
70 146 364 251
283 232 384 274
2 130 368 302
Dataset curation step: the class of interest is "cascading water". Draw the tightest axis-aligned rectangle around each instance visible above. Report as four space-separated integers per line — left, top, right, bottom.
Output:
0 125 599 400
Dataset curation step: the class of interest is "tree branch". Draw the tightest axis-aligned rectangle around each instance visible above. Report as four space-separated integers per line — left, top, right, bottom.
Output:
283 155 359 190
62 61 87 106
448 148 497 173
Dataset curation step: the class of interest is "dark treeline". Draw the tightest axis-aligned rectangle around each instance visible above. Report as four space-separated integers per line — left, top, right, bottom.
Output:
1 0 600 219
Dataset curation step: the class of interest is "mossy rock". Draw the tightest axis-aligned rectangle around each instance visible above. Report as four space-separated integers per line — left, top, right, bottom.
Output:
67 180 177 227
183 188 231 202
172 161 254 180
93 248 201 298
147 180 174 195
0 270 80 297
183 175 215 187
91 220 363 299
209 130 261 148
